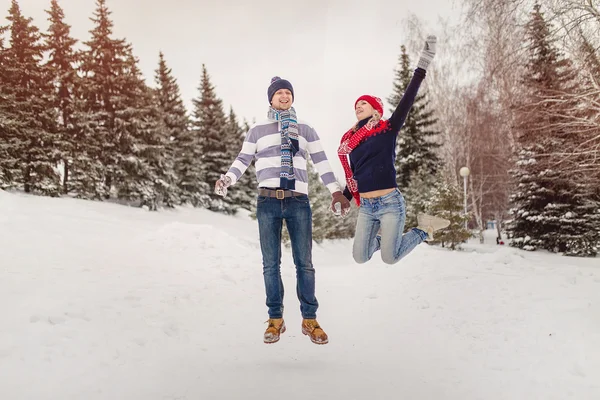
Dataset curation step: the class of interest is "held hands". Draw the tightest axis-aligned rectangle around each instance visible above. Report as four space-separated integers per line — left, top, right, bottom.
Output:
214 174 232 197
417 35 437 71
330 191 351 217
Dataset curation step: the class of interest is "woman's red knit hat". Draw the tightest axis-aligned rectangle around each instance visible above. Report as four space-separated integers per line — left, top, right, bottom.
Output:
355 95 384 117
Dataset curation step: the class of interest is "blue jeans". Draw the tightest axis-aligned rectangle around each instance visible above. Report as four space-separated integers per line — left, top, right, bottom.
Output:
256 194 318 319
353 189 428 264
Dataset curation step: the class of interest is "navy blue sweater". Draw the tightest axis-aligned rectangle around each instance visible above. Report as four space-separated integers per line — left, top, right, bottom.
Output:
343 68 426 201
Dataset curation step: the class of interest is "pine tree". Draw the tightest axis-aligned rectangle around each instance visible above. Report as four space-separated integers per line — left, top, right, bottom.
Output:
574 36 600 256
507 4 597 255
43 0 78 194
153 55 204 207
241 118 258 214
225 108 255 211
306 161 336 243
75 0 119 198
1 0 60 195
508 148 548 251
560 185 599 257
77 0 133 199
76 0 169 208
424 181 471 250
113 54 169 210
0 23 20 189
154 51 187 207
192 64 235 213
174 124 206 207
388 45 441 191
403 167 442 230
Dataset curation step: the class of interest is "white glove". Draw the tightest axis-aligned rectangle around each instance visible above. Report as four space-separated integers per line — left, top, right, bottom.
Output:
331 193 351 218
332 201 350 218
333 202 342 216
417 35 437 70
214 174 232 197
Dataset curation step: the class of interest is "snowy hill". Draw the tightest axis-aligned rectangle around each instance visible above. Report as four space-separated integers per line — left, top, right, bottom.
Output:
1 189 599 400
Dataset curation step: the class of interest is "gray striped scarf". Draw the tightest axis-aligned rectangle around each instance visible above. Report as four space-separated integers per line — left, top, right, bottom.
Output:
268 107 299 190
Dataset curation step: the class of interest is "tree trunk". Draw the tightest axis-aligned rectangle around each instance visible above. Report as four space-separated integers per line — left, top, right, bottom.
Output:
495 212 503 240
63 159 69 194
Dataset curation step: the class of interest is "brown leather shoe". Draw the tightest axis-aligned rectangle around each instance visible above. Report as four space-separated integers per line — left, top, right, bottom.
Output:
301 319 329 345
264 318 286 344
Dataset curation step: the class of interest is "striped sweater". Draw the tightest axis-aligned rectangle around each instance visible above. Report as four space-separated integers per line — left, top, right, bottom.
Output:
225 117 341 195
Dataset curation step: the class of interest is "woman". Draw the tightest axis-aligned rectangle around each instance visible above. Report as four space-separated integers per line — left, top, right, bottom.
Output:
338 35 450 264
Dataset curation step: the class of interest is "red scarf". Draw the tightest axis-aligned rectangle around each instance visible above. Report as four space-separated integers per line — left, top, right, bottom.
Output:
337 119 391 205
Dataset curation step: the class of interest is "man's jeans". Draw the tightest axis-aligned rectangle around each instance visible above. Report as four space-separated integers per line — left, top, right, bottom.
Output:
353 188 427 264
256 194 318 319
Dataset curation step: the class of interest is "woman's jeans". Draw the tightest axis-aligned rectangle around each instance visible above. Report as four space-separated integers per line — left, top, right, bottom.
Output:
256 194 318 320
353 188 428 264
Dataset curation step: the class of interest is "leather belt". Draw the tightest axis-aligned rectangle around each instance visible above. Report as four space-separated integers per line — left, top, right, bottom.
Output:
258 188 304 200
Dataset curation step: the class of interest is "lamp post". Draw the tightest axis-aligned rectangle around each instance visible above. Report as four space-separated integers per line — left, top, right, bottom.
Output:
459 167 470 230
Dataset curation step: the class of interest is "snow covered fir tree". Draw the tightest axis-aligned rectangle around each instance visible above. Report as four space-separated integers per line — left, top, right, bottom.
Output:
154 52 203 207
224 108 256 213
423 181 471 250
506 4 599 257
43 0 78 194
191 65 237 214
1 0 60 195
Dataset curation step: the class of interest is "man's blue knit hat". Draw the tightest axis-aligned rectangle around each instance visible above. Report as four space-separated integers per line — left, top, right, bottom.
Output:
267 76 294 104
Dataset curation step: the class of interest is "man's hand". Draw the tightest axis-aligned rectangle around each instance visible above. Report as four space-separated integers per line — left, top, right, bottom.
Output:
331 191 351 217
214 174 232 197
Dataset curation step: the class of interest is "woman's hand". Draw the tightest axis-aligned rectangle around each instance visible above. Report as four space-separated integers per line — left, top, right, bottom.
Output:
417 35 437 70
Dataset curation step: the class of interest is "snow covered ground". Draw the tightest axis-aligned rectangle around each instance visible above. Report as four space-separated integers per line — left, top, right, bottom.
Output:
1 189 599 400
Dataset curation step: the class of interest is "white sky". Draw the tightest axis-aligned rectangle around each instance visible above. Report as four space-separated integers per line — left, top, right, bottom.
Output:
3 0 462 178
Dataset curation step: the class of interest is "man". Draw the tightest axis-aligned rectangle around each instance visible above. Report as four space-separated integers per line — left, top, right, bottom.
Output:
215 76 350 345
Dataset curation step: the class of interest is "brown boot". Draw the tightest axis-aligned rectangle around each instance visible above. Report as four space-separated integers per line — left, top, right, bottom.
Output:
264 318 286 344
301 319 329 345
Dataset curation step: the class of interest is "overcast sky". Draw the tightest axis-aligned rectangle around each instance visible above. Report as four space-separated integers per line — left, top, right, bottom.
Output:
3 0 462 178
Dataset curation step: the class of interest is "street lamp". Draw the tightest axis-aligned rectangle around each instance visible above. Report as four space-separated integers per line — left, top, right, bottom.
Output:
459 166 470 230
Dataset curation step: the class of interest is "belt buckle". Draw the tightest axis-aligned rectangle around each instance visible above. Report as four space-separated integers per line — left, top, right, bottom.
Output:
275 189 285 200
